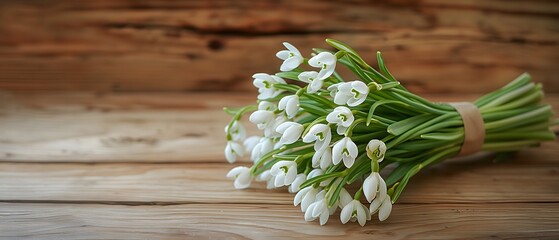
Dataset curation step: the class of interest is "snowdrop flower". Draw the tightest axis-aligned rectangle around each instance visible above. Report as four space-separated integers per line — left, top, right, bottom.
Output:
305 190 331 225
340 199 370 226
288 173 307 193
366 139 387 162
326 106 354 135
276 122 304 145
306 169 331 187
328 81 369 106
225 120 246 141
243 136 260 153
249 110 275 130
258 101 277 111
255 170 276 189
370 194 393 222
278 95 299 119
298 71 323 93
253 73 286 100
276 42 304 71
332 137 358 168
251 137 273 162
226 166 252 189
363 172 387 203
266 114 287 138
337 188 353 209
302 124 332 152
308 52 337 80
270 160 298 187
225 141 244 163
312 146 332 170
294 186 321 212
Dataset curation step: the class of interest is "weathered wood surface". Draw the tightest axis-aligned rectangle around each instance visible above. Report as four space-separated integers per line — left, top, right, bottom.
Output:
1 0 558 93
0 160 558 204
0 92 557 162
1 203 558 239
0 93 558 239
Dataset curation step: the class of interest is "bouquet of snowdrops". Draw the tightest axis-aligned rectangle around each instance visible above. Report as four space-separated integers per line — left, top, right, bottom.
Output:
223 39 556 226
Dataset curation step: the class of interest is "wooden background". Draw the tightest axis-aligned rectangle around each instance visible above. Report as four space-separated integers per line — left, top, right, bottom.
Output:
1 0 559 239
0 0 558 94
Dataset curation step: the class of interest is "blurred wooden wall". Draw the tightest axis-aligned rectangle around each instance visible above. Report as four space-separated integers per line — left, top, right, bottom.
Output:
0 0 558 94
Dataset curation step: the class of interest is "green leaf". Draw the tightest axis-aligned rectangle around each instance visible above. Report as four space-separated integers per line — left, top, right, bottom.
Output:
275 72 301 81
376 51 398 83
299 172 344 189
367 100 409 126
387 114 433 135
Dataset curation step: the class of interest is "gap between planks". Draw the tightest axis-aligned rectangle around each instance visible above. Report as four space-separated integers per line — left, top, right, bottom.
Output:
1 202 558 239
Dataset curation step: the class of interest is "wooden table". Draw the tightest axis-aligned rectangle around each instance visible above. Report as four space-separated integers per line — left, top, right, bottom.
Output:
0 92 557 239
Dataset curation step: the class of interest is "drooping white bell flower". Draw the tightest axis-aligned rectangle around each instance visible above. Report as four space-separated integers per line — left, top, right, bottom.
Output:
366 139 387 162
278 95 300 119
340 199 371 226
298 71 323 93
304 190 331 225
276 121 304 145
255 170 276 189
307 168 331 187
270 160 298 187
294 186 321 212
363 172 387 203
258 101 277 111
253 73 286 100
326 106 355 135
225 141 244 163
308 52 337 80
243 136 261 153
312 146 332 170
224 120 247 141
328 81 369 106
266 114 286 138
249 110 275 130
226 166 252 189
332 137 358 168
370 194 393 222
276 42 304 71
288 173 307 193
302 124 332 152
337 188 353 209
251 137 273 162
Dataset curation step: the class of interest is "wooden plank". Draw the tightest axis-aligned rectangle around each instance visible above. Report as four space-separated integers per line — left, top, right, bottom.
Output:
0 93 557 163
1 203 558 239
0 160 557 204
0 0 557 93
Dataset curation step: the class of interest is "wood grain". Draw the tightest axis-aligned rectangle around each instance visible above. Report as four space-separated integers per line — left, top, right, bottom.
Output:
1 92 557 163
1 203 558 239
0 159 557 204
1 0 558 93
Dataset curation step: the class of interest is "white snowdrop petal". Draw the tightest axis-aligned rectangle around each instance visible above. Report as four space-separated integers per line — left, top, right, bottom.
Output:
274 174 285 187
356 202 368 226
283 42 301 55
276 50 290 60
294 187 309 206
319 211 329 225
378 197 392 221
281 57 302 71
363 174 377 203
340 203 353 224
378 175 387 201
305 204 316 221
347 139 358 158
370 196 383 214
285 164 297 185
332 140 344 165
